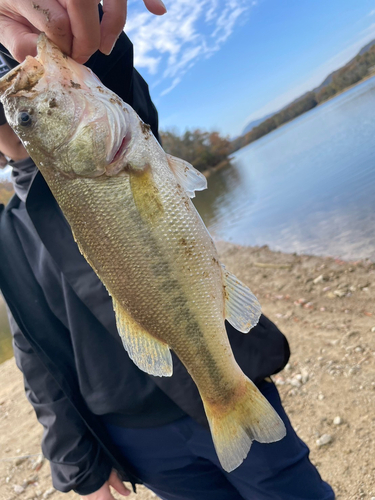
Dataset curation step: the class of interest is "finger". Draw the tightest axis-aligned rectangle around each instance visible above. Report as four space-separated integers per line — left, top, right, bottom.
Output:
143 0 167 16
0 17 39 62
64 0 101 63
16 0 72 56
108 471 131 497
99 0 127 56
99 0 167 56
79 481 116 500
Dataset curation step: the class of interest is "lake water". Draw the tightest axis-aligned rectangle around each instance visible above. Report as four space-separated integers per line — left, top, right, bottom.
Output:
194 75 375 261
2 76 375 363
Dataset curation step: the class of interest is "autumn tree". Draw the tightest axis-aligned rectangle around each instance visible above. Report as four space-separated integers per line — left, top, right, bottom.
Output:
160 129 232 173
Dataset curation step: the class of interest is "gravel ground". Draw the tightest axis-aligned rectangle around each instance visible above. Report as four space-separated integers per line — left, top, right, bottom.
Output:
1 242 374 500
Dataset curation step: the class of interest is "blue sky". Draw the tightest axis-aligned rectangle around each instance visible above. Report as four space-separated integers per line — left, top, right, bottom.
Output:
125 0 375 137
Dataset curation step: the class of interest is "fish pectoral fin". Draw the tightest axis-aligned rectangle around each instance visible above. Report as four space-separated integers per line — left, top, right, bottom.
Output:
167 154 207 198
113 298 173 377
222 264 261 333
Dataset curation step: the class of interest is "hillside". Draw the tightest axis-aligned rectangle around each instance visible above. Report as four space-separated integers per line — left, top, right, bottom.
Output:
239 38 375 144
242 112 274 135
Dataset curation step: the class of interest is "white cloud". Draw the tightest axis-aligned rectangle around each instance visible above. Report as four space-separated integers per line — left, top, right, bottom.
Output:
125 0 251 94
160 77 182 96
368 9 375 16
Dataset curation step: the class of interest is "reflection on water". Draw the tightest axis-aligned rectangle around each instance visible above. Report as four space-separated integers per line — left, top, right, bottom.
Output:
194 164 246 228
0 297 12 364
194 75 375 261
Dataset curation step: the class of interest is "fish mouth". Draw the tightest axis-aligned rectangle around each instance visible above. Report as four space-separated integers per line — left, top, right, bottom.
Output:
0 57 44 98
0 33 94 99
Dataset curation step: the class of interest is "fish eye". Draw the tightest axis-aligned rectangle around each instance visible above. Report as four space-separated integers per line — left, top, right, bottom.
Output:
17 111 32 127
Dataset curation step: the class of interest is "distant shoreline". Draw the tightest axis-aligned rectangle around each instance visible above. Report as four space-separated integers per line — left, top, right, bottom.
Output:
235 72 375 154
235 38 375 154
315 70 375 106
200 158 232 178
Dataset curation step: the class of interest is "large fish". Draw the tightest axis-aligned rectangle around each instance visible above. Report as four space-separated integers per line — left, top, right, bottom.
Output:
0 35 285 471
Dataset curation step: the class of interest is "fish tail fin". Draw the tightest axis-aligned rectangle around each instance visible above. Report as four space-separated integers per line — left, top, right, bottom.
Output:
203 378 286 472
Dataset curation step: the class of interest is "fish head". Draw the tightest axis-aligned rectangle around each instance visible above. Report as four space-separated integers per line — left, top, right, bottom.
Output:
0 34 135 178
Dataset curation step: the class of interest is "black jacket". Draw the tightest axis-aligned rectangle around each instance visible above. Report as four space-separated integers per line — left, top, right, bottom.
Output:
0 178 290 493
0 23 290 496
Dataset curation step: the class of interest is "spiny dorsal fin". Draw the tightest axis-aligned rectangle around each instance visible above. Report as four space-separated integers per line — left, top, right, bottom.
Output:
221 264 261 333
167 154 207 198
113 298 173 377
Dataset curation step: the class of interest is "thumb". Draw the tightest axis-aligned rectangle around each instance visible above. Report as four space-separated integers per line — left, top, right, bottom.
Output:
0 17 39 62
108 470 131 497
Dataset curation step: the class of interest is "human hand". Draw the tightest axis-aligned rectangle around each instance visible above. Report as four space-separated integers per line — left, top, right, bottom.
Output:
0 0 166 64
81 470 131 500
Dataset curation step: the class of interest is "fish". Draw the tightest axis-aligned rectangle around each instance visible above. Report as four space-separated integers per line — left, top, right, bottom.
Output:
0 34 286 472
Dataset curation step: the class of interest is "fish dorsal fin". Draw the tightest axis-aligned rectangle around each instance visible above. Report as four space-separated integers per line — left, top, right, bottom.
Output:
167 154 207 198
113 298 173 377
221 264 261 333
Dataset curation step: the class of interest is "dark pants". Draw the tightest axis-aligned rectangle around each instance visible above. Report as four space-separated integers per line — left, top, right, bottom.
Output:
105 381 335 499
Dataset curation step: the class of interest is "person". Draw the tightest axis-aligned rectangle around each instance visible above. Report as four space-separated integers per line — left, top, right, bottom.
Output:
0 2 335 499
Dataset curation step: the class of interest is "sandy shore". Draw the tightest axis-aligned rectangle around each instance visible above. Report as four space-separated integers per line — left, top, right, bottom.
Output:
1 242 374 500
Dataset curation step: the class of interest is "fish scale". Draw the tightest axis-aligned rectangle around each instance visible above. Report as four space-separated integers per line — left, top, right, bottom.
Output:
43 168 229 391
0 34 286 473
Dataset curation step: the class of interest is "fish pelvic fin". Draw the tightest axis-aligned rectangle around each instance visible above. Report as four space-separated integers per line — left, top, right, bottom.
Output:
221 265 262 333
203 378 286 472
167 154 207 198
113 298 173 377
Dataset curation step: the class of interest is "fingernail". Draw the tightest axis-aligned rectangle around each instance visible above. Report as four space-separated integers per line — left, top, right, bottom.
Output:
101 38 116 56
158 0 167 13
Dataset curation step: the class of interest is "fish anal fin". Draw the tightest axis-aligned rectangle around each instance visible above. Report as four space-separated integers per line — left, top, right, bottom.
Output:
203 378 286 472
113 298 173 377
221 264 261 333
167 154 207 198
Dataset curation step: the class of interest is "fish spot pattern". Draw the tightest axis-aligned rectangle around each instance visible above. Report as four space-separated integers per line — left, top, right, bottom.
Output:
70 81 81 89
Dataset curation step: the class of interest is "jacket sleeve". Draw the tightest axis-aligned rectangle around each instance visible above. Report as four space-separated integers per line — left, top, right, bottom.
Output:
8 310 113 495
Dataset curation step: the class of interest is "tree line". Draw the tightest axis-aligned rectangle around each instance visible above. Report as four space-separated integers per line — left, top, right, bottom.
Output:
160 129 232 173
231 44 375 152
